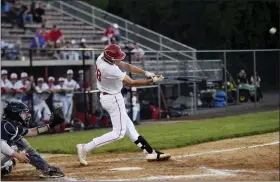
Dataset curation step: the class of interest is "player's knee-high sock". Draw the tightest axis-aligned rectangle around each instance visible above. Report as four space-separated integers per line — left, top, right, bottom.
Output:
134 136 154 154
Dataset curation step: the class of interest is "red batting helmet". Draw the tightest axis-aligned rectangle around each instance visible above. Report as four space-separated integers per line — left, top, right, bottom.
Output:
104 44 126 64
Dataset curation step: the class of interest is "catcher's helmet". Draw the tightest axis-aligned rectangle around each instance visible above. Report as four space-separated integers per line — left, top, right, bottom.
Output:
3 102 31 127
104 44 126 64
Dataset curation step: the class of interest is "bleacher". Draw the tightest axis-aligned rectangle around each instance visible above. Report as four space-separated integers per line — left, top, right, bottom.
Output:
1 8 105 61
1 1 222 82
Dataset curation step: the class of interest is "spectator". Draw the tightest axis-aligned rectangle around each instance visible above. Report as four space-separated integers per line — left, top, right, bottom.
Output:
1 0 11 22
237 69 248 84
30 29 46 50
101 25 115 44
37 24 55 56
112 23 122 43
131 42 145 61
53 39 62 59
36 2 46 23
1 40 21 60
30 2 45 23
8 1 24 28
250 71 263 100
61 41 71 60
1 0 11 14
79 38 90 59
69 40 79 61
49 24 64 45
20 1 33 24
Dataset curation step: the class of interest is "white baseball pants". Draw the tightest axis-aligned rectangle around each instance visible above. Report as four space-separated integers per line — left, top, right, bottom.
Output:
84 93 140 151
62 97 73 124
34 101 51 124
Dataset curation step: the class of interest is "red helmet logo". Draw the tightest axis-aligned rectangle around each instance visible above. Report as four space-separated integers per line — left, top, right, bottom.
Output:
104 44 126 63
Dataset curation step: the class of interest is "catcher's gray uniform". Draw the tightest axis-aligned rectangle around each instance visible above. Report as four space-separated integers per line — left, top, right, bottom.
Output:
1 105 65 178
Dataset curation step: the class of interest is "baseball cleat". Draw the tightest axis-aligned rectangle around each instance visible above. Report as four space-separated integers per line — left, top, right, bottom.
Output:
146 150 171 162
76 144 88 165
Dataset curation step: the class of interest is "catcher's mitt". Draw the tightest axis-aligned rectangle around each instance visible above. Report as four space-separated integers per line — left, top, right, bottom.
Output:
49 106 65 129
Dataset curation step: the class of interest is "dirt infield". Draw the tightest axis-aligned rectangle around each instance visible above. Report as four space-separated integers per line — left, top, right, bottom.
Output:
3 132 279 181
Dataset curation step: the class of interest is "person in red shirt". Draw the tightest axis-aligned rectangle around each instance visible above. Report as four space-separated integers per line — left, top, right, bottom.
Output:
36 24 53 47
48 24 64 45
101 25 116 44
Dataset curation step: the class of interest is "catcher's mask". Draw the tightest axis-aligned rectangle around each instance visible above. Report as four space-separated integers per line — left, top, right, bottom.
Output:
103 44 126 64
3 102 31 127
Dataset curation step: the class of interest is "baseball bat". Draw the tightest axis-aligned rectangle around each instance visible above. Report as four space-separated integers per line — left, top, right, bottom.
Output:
164 76 207 82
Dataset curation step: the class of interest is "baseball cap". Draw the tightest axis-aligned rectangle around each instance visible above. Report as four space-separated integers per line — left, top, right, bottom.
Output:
56 39 61 44
37 77 44 82
131 87 137 92
67 69 73 74
21 72 28 78
78 70 84 74
81 38 86 43
48 76 55 81
10 73 18 79
58 77 65 82
71 40 76 44
1 70 8 75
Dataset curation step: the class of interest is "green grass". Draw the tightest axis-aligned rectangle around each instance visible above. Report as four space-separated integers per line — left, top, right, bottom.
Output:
26 111 279 154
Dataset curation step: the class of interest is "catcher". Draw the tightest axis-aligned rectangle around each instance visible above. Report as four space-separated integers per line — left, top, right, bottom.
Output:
1 102 65 178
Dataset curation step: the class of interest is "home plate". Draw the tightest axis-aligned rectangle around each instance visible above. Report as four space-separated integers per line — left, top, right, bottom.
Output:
109 167 143 171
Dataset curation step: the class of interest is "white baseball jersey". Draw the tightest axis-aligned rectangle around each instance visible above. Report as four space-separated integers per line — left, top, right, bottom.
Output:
1 79 13 89
63 79 80 97
1 79 13 100
33 83 49 105
96 53 126 95
52 84 64 102
14 80 30 100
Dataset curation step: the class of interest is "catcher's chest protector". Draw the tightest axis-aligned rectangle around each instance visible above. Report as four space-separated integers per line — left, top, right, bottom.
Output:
1 120 28 144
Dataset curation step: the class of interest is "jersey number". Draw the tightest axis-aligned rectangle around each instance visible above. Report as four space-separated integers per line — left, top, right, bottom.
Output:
96 68 101 82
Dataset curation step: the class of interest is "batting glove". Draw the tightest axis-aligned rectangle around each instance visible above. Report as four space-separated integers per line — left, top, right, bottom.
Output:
145 71 156 78
152 75 164 83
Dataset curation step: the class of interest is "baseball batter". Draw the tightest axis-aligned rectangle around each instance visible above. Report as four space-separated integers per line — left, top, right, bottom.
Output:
77 44 170 165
